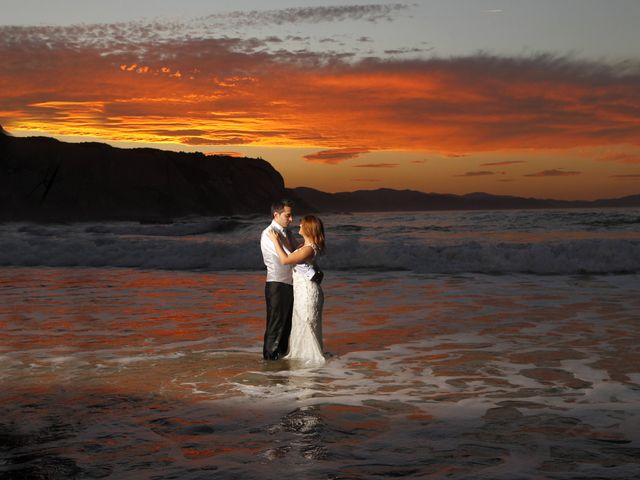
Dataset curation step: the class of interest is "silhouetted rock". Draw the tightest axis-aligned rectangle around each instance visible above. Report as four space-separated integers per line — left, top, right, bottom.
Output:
0 128 286 222
290 187 640 213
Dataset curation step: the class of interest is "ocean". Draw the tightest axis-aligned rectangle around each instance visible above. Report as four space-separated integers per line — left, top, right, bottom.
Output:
1 208 639 479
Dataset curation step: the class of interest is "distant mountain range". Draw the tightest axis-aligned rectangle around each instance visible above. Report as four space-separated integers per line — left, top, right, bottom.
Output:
288 187 640 213
1 127 638 222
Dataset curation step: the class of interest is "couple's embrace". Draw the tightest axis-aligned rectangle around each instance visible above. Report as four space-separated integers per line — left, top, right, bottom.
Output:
260 200 326 364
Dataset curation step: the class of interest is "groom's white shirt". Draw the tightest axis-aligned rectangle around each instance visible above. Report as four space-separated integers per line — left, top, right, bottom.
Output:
261 220 293 284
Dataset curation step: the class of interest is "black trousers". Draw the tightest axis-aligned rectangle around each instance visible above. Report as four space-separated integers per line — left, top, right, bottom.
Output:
263 282 293 360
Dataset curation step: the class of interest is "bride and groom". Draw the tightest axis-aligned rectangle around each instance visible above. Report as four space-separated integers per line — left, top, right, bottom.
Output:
260 199 326 364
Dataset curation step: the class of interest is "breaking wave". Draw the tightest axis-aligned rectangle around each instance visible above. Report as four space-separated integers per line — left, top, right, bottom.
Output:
1 220 639 274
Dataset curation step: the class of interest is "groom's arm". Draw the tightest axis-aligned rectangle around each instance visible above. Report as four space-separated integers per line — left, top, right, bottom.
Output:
261 229 277 260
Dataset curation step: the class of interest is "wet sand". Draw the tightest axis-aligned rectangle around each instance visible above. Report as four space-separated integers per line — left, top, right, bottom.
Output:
1 267 639 479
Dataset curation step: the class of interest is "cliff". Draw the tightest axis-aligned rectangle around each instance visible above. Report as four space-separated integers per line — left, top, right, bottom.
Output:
0 128 286 222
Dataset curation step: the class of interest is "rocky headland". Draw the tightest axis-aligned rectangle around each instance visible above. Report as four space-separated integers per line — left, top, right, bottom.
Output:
0 127 286 222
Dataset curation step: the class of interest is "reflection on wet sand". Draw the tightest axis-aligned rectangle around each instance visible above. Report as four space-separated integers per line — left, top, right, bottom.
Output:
1 267 640 478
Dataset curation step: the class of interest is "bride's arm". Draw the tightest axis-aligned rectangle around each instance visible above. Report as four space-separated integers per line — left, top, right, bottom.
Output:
267 230 313 265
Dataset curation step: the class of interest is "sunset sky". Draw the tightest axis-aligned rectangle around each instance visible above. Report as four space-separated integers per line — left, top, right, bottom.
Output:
1 0 639 199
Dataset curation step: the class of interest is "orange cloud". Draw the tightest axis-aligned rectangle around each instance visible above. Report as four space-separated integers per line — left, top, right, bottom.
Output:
2 27 640 159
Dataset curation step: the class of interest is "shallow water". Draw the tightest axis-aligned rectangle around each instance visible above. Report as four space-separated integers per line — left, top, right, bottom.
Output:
1 267 640 479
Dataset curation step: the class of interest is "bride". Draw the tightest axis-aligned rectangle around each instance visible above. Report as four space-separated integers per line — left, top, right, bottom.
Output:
267 215 326 364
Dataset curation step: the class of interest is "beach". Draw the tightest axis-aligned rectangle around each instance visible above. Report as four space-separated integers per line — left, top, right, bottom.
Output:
1 209 640 478
4 0 640 476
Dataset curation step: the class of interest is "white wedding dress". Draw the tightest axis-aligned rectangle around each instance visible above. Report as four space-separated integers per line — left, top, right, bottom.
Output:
285 244 325 364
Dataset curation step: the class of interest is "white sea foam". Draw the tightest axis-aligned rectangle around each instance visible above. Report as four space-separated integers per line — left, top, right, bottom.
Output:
1 209 639 273
1 227 639 274
108 352 187 365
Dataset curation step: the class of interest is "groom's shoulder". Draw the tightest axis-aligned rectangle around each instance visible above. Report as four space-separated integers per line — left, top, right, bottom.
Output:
260 223 272 237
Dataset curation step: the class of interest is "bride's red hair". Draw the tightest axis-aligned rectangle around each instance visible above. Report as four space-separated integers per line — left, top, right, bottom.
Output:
301 215 325 253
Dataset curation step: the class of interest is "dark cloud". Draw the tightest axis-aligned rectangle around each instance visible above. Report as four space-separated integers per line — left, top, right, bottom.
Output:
201 4 410 27
598 153 640 164
304 148 370 165
182 136 252 146
205 151 243 157
480 160 526 166
286 36 310 42
0 4 409 50
524 169 582 177
353 163 399 168
384 47 432 55
455 171 505 177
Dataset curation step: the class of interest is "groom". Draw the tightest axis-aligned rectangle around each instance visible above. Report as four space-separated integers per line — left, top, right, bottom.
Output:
260 199 295 360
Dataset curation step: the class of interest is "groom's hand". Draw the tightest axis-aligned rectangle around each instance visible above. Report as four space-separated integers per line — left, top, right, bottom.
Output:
267 228 280 244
